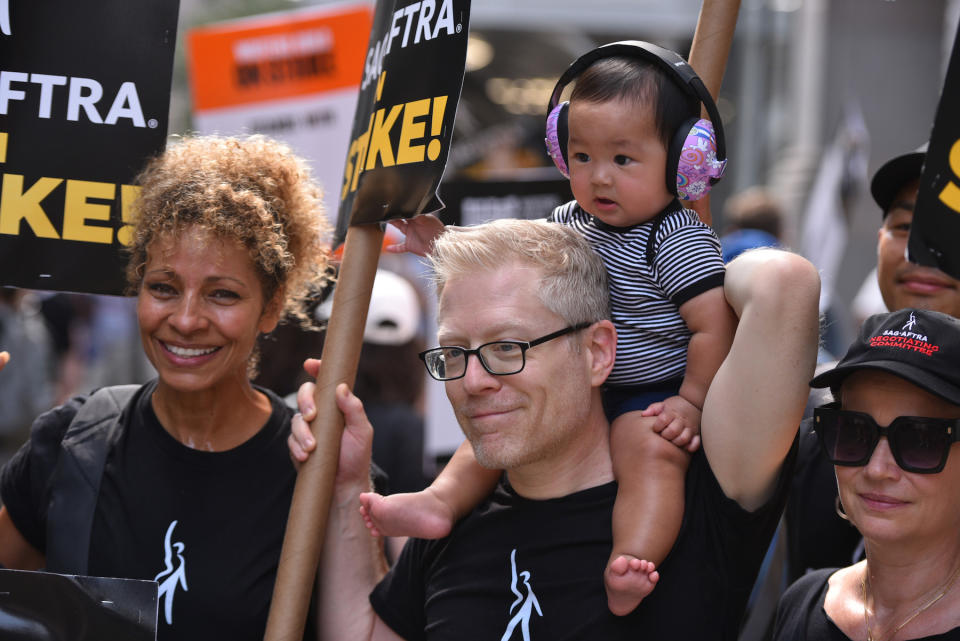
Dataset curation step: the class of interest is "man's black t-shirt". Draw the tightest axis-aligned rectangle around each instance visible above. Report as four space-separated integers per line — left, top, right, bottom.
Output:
371 441 797 640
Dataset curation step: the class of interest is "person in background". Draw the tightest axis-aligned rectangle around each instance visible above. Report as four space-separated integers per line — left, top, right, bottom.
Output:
37 293 95 404
0 134 333 641
352 269 430 499
0 289 55 464
254 264 431 565
786 142 960 583
871 144 959 318
719 186 784 264
774 308 960 641
314 268 431 562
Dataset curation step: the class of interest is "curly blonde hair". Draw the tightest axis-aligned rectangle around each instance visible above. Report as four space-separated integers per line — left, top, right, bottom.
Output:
127 134 333 325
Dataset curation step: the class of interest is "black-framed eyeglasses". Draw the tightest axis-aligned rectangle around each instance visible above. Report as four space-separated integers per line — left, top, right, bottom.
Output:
419 322 592 382
813 402 960 474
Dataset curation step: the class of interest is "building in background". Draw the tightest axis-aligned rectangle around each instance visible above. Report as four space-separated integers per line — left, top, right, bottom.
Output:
131 0 960 459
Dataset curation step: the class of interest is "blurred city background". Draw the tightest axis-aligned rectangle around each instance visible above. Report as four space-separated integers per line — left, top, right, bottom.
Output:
166 0 955 343
2 0 956 462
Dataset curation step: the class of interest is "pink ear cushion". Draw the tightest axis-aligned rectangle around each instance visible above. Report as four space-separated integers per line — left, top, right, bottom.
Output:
544 102 570 178
676 118 727 201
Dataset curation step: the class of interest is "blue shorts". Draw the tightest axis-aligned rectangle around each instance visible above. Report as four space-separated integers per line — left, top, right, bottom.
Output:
602 378 683 423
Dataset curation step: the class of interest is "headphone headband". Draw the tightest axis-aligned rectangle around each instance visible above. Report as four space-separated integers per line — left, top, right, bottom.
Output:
546 40 726 163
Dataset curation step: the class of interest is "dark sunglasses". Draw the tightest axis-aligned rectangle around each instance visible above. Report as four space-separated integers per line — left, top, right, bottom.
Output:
813 402 960 474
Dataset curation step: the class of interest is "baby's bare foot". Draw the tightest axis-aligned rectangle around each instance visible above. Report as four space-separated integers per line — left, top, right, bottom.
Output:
358 489 456 539
604 555 659 616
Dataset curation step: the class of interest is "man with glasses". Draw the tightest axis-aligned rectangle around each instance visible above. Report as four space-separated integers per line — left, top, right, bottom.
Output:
418 322 592 385
295 218 820 640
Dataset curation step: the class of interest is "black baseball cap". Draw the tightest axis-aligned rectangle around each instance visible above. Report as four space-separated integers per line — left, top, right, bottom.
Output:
810 308 960 405
870 144 927 215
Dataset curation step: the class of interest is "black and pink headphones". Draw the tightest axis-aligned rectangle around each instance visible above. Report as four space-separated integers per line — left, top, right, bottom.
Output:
544 40 727 201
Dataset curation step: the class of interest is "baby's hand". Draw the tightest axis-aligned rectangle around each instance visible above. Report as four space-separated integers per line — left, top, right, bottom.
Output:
385 215 445 256
642 395 701 452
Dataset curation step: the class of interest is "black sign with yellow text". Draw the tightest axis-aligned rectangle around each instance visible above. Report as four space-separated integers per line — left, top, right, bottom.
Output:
0 0 179 294
909 20 960 280
335 0 470 244
438 176 573 226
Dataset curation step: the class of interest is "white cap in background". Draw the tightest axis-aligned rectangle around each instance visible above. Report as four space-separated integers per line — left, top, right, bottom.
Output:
315 269 422 345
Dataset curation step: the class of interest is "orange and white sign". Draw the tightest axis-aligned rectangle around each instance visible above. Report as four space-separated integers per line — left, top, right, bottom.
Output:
187 2 372 222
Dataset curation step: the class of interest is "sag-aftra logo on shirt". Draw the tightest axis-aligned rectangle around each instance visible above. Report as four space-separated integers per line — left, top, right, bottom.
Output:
501 549 543 641
154 520 189 626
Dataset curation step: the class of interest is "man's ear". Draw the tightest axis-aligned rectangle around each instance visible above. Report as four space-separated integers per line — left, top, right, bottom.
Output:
584 320 616 386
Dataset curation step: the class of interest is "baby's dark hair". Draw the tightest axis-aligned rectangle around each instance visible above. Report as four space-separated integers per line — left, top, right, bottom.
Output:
569 56 699 150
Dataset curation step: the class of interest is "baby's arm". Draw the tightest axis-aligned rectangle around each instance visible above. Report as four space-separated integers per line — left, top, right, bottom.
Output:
359 439 501 539
678 285 737 407
646 286 736 450
385 215 552 256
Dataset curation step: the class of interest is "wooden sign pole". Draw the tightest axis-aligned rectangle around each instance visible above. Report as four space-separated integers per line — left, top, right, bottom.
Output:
264 221 384 641
686 0 741 226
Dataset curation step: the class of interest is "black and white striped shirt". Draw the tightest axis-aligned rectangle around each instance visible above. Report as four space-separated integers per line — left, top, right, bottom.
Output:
550 200 724 386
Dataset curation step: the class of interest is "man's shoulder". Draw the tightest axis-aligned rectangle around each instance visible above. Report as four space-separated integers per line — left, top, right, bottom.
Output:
454 479 617 532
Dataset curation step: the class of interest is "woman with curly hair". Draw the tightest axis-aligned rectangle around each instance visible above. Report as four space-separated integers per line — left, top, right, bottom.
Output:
0 135 333 640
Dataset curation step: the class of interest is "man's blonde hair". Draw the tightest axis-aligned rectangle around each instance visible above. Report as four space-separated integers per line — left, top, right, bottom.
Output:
427 218 610 325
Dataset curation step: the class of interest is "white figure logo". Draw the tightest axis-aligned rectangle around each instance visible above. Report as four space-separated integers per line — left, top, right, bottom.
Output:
0 0 10 36
500 549 543 641
902 311 918 332
154 520 188 626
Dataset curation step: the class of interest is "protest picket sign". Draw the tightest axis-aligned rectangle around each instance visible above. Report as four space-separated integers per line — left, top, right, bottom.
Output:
264 1 471 638
908 18 960 280
0 569 158 640
187 3 373 224
0 0 178 294
685 0 740 226
438 176 573 226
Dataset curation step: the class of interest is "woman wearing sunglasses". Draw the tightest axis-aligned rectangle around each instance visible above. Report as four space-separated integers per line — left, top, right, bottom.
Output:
774 308 960 641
